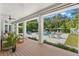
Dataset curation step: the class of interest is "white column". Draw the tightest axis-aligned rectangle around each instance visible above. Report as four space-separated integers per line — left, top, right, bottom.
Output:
38 15 44 43
16 23 19 35
12 24 15 33
23 21 27 38
0 17 1 51
2 22 5 33
0 17 1 38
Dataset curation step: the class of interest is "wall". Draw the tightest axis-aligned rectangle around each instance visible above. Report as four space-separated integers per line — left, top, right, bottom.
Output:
0 15 1 51
0 15 9 51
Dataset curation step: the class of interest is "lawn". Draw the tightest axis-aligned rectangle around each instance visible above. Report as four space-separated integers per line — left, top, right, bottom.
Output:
65 34 78 48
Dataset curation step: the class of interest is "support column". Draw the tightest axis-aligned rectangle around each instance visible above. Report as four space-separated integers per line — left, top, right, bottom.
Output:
16 23 19 35
2 22 5 33
23 21 27 38
0 17 1 51
38 15 44 44
12 24 15 33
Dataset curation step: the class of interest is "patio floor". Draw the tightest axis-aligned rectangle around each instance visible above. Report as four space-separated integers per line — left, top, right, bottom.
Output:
0 39 78 56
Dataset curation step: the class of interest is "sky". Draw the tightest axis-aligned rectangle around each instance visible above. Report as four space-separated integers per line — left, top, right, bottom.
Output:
60 9 77 19
45 8 78 19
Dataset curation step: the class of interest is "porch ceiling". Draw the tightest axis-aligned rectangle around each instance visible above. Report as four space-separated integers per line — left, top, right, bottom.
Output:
0 3 54 19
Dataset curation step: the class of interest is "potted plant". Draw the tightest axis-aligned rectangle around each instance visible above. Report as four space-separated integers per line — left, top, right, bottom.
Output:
11 33 17 52
2 33 12 51
2 32 17 52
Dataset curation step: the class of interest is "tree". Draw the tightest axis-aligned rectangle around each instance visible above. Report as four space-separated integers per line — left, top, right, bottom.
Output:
27 20 38 32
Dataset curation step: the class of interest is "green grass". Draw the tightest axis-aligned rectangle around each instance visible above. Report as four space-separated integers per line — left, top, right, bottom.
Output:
65 34 78 48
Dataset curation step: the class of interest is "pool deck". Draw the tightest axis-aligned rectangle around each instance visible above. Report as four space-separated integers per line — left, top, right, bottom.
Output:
27 33 68 44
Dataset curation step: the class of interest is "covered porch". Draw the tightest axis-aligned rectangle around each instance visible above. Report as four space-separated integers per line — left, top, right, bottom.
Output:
0 3 79 56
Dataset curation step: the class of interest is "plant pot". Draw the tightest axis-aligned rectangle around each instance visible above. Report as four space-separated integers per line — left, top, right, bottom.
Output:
2 47 10 51
17 39 24 44
12 46 16 52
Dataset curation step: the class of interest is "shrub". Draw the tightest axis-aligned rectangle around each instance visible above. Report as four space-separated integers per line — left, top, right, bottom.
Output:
44 40 78 53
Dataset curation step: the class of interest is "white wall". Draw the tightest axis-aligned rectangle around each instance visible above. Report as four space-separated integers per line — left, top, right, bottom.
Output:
0 15 9 50
0 15 1 50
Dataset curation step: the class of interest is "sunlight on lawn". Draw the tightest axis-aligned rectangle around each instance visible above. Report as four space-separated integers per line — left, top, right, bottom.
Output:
65 34 78 48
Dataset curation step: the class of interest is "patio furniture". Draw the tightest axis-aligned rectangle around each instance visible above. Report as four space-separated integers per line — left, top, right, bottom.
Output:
59 34 68 39
51 32 62 39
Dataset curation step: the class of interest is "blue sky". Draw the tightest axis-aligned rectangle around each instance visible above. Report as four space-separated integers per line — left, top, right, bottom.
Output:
60 9 77 19
45 8 78 19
